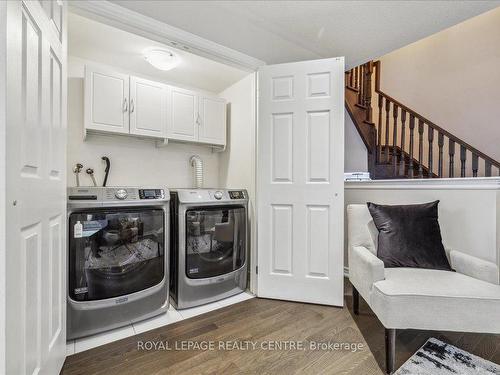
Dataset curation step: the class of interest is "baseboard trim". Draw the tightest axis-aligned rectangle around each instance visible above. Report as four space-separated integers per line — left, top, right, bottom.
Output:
345 177 500 190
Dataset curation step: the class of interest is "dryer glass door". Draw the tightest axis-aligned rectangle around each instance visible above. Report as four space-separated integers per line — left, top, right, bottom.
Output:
185 206 246 279
69 208 165 301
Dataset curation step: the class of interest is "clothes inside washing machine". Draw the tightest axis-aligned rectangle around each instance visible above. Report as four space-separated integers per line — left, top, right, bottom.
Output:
68 209 165 301
185 206 246 279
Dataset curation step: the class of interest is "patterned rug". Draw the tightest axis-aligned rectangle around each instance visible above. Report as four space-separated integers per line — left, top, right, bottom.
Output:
395 337 500 374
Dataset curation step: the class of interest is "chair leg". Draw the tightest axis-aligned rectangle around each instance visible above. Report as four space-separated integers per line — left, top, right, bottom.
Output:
385 328 396 374
352 286 360 315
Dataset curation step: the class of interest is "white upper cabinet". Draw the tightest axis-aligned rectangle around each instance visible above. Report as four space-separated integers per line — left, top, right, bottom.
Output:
168 87 199 142
198 95 227 145
84 64 226 147
85 65 130 134
129 76 168 138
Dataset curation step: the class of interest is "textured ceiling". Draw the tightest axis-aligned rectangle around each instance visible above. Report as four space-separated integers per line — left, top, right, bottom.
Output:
108 0 500 68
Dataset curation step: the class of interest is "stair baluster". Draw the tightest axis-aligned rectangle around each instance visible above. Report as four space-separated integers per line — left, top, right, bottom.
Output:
385 99 390 163
392 104 399 174
377 94 383 162
358 65 364 106
364 62 373 123
472 154 479 177
400 110 407 175
408 115 415 178
418 119 424 178
449 140 455 177
438 132 444 177
354 66 359 89
428 127 434 177
460 145 467 177
349 69 354 87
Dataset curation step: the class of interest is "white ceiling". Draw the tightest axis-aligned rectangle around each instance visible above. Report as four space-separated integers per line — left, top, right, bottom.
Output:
108 0 500 68
68 12 249 93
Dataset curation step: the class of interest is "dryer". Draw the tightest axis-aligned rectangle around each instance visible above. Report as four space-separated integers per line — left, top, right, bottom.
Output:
170 189 248 309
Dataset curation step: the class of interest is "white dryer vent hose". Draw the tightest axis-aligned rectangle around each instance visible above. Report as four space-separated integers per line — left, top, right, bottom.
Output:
190 155 203 188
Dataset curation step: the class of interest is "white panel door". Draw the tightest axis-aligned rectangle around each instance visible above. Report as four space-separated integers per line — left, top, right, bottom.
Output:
3 0 67 374
84 65 129 134
129 76 168 138
167 87 198 142
257 57 344 306
198 95 226 145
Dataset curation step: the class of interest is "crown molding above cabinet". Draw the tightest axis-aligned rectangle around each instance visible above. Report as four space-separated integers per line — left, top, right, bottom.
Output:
69 0 265 72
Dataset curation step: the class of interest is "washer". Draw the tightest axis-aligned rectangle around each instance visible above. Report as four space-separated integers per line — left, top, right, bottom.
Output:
170 189 248 309
67 187 169 339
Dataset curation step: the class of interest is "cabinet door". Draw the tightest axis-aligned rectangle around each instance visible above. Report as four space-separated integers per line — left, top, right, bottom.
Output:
84 65 129 134
198 95 227 145
129 76 168 138
167 87 198 142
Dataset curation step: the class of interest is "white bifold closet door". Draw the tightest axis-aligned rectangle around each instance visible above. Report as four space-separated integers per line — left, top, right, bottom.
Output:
2 0 67 374
257 57 344 306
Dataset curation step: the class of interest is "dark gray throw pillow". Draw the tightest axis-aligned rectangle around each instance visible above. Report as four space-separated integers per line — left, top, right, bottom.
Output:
367 201 452 270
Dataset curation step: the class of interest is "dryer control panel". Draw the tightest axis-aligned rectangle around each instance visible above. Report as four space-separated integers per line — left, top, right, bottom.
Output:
174 189 248 204
229 190 245 199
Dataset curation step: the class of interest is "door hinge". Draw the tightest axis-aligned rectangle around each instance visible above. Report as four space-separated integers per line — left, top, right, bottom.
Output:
255 266 258 275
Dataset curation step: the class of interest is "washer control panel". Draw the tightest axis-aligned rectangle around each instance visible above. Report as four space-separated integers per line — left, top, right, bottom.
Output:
68 187 169 205
139 189 165 200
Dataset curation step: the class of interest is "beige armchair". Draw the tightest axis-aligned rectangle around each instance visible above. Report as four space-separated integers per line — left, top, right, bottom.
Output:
347 204 500 374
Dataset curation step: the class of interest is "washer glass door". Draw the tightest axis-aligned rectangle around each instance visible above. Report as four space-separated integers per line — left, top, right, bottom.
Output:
69 208 165 301
185 206 246 279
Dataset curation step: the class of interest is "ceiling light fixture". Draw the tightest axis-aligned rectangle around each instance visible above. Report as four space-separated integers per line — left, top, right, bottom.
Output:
144 49 180 71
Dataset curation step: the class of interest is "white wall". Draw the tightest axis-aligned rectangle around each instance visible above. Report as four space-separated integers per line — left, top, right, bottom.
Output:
218 73 256 195
67 56 220 188
345 178 500 269
378 6 500 162
344 112 368 173
218 73 257 290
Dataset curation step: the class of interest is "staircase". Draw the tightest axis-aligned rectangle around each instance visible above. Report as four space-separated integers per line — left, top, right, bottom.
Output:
345 61 500 179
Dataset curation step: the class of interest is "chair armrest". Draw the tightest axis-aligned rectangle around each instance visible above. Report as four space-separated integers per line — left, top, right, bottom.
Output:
348 245 385 301
450 250 499 285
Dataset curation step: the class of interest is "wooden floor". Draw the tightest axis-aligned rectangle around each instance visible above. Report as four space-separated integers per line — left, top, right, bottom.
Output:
61 283 500 375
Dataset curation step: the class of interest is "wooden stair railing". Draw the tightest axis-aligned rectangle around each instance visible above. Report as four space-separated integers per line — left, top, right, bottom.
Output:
345 60 500 179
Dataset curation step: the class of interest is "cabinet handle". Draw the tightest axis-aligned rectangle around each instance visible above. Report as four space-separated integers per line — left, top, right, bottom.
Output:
196 113 201 126
123 98 128 112
130 99 135 113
